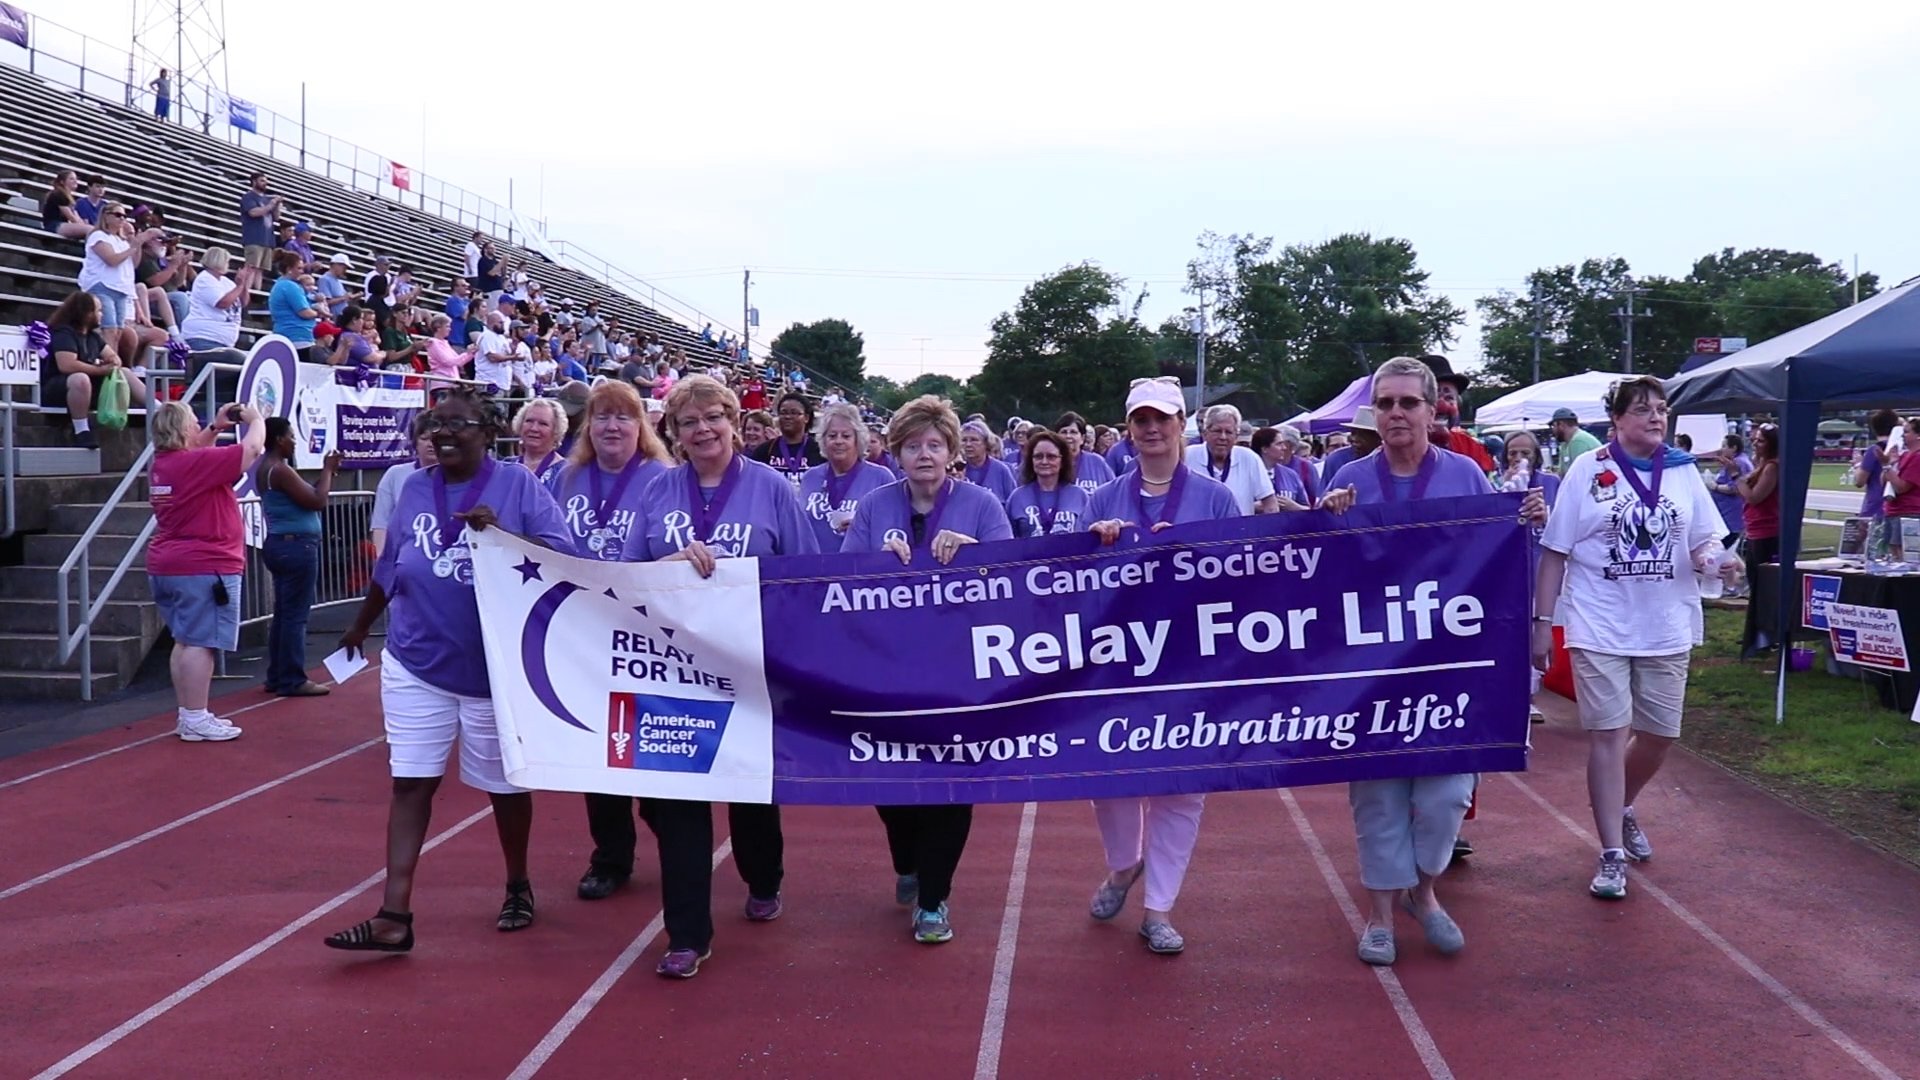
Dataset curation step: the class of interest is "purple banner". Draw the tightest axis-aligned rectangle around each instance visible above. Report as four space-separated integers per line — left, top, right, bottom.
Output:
0 4 27 50
759 494 1533 804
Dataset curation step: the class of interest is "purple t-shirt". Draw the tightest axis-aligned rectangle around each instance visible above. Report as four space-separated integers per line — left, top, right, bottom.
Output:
1861 451 1886 519
1001 444 1023 466
799 460 896 554
1320 445 1358 480
1270 463 1308 502
1006 482 1091 537
638 455 818 560
1085 467 1242 530
962 456 1019 504
522 451 567 489
1073 450 1115 497
547 456 670 561
374 460 572 697
842 478 1015 552
1328 446 1494 505
1104 439 1138 474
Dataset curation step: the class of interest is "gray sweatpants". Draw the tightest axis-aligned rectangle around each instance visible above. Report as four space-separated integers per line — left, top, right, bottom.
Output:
1348 773 1476 891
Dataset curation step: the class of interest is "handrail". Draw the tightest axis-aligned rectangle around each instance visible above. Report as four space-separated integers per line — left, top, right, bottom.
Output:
1 393 29 540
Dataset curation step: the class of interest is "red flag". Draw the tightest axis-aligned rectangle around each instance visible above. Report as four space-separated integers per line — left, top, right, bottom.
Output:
390 162 411 191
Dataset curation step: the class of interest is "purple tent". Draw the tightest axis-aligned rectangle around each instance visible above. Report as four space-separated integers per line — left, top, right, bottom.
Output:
1292 375 1372 435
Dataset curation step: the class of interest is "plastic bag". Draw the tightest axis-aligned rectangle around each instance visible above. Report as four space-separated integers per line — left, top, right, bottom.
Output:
96 368 130 430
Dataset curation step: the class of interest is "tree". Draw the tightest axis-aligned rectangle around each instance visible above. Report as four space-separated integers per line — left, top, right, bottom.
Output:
862 374 905 410
892 373 984 418
769 318 866 391
970 264 1156 423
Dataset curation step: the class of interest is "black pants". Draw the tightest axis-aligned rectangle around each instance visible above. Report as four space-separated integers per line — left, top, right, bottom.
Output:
583 793 639 878
639 799 783 953
1742 535 1782 657
875 804 973 913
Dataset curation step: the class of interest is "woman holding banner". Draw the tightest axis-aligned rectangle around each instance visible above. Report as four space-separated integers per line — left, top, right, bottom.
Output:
551 381 676 902
636 374 818 979
798 402 895 553
842 395 1014 944
1005 430 1088 537
1082 376 1241 955
513 397 570 487
1534 376 1723 902
1320 357 1546 966
325 386 573 953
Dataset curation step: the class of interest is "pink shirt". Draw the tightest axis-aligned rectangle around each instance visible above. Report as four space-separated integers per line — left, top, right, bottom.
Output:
425 337 466 380
1887 453 1920 518
651 372 676 400
148 444 246 576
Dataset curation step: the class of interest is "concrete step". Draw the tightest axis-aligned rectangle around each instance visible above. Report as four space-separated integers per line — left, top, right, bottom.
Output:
47 501 153 535
0 564 153 601
0 597 159 637
0 631 146 672
1 477 146 533
10 445 101 476
0 667 123 700
9 422 148 471
22 532 147 567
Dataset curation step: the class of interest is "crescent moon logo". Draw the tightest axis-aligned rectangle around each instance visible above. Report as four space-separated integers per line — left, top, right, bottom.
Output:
522 580 590 731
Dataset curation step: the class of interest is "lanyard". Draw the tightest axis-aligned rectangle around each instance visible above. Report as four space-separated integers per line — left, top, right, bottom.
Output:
1373 446 1438 503
913 479 954 550
1606 441 1665 507
589 454 644 528
687 455 745 542
773 437 809 472
432 458 496 547
825 462 862 508
1207 452 1231 483
1035 486 1060 533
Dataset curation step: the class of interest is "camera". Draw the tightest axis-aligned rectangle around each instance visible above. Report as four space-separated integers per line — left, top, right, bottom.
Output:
226 404 245 422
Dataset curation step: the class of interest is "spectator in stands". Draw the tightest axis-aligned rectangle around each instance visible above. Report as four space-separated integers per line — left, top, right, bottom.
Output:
475 241 503 299
150 69 172 119
393 267 418 308
369 414 436 553
42 169 94 239
377 307 425 371
267 249 323 359
739 371 767 412
282 221 318 272
363 256 394 326
463 231 483 281
149 399 267 741
44 290 150 450
313 253 353 320
650 359 677 401
181 246 256 366
240 172 284 275
134 223 192 338
254 417 340 697
74 175 108 225
556 339 590 384
474 311 526 394
789 369 810 391
422 314 469 382
576 301 609 368
79 203 169 369
444 278 472 348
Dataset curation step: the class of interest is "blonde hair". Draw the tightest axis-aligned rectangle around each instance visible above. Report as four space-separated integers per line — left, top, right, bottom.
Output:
887 395 961 459
513 396 569 448
568 380 672 466
663 374 742 458
151 401 197 451
200 246 232 275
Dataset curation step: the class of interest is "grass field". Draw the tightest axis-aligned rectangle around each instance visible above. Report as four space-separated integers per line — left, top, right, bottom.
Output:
1680 608 1920 863
1811 462 1853 491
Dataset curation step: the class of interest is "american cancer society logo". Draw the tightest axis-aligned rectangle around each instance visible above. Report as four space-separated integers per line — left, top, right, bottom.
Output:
606 694 733 773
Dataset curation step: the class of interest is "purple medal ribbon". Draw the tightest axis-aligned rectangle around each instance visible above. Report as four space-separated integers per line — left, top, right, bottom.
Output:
589 454 644 530
1374 446 1439 503
915 479 955 550
432 457 497 548
774 437 809 473
687 455 745 543
1605 440 1664 507
1035 486 1060 533
1130 464 1188 528
531 450 560 479
825 463 860 510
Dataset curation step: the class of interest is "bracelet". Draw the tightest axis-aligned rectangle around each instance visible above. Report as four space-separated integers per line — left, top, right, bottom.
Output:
1532 615 1553 624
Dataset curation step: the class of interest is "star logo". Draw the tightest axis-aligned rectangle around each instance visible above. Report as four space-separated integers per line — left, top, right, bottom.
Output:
513 557 543 584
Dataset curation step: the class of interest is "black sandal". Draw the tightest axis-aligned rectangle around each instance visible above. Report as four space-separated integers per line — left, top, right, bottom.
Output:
497 880 535 932
324 909 414 953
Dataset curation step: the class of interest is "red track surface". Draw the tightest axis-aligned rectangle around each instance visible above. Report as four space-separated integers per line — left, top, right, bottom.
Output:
2 668 1916 1080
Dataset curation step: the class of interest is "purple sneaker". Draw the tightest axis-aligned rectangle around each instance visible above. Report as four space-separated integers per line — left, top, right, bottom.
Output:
743 893 783 922
655 947 710 978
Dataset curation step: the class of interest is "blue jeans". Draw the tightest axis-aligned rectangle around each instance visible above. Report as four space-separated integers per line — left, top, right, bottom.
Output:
263 533 320 692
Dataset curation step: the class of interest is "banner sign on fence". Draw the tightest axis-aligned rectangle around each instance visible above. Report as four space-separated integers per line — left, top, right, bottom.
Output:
228 96 257 134
0 4 28 50
292 365 423 470
476 495 1533 805
1827 603 1909 672
0 324 38 385
1802 573 1842 631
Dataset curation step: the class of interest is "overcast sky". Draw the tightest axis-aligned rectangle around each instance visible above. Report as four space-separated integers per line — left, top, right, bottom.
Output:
37 1 1920 386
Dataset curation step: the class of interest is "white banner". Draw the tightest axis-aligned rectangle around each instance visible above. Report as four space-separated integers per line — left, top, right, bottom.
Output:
0 325 38 386
289 365 425 469
473 529 775 802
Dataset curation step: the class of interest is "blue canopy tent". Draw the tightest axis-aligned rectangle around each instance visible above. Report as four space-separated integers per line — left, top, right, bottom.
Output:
1665 275 1920 720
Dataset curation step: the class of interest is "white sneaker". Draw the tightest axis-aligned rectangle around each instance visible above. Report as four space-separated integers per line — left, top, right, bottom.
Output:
177 712 241 742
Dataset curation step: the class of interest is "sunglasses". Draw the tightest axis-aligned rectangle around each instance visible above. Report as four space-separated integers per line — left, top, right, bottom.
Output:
1372 395 1429 413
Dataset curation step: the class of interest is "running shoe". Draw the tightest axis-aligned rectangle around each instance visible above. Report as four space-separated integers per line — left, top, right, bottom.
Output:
743 893 783 922
912 902 953 944
895 873 919 907
1621 808 1653 862
1590 851 1628 900
656 947 711 978
177 712 241 742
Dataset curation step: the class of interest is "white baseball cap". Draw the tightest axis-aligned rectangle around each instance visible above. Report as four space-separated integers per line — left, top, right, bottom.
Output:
329 252 352 267
1124 376 1184 416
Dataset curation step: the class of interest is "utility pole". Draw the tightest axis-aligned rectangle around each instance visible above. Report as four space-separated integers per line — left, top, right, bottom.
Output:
1528 281 1545 385
742 268 753 370
1192 290 1208 413
1614 281 1652 374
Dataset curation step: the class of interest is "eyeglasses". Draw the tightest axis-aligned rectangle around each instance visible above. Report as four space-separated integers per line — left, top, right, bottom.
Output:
1372 395 1429 414
424 416 482 434
676 410 730 433
1624 404 1670 419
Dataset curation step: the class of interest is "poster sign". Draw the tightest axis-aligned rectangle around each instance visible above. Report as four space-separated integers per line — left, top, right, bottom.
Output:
1802 574 1842 631
292 365 422 470
1826 603 1909 672
0 324 37 385
0 4 28 50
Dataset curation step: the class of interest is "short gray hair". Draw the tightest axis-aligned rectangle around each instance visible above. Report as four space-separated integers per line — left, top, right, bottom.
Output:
512 397 568 442
814 402 865 446
1375 356 1438 405
200 246 232 275
151 401 197 451
1201 404 1242 430
1276 424 1305 447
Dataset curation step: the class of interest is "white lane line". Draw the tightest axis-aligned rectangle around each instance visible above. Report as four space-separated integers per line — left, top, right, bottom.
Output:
0 737 384 902
1279 790 1455 1080
507 840 735 1080
972 801 1038 1080
0 666 374 793
31 804 494 1080
1500 774 1899 1080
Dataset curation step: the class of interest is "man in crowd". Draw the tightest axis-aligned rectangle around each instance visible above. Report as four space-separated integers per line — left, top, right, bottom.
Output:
314 253 354 322
463 230 483 281
445 278 472 349
75 175 109 225
363 256 394 327
577 300 608 369
239 171 284 276
1550 407 1602 475
475 311 527 395
1419 354 1494 472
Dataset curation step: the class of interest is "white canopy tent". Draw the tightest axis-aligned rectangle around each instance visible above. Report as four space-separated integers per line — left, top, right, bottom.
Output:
1472 371 1621 430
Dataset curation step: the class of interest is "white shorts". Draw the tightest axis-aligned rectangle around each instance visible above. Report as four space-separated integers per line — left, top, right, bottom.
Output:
1569 649 1690 739
380 651 522 794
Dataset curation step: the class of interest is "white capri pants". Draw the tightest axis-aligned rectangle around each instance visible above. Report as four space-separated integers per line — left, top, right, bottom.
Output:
1094 794 1205 912
1348 773 1476 891
381 651 522 795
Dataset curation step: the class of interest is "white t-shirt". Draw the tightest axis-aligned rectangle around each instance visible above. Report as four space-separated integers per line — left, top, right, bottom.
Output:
370 461 421 534
1184 444 1276 515
1539 450 1723 656
180 271 243 346
462 241 482 279
474 329 517 390
78 230 136 298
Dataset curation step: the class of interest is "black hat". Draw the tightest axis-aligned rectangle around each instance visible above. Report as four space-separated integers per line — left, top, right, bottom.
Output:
1418 354 1470 392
